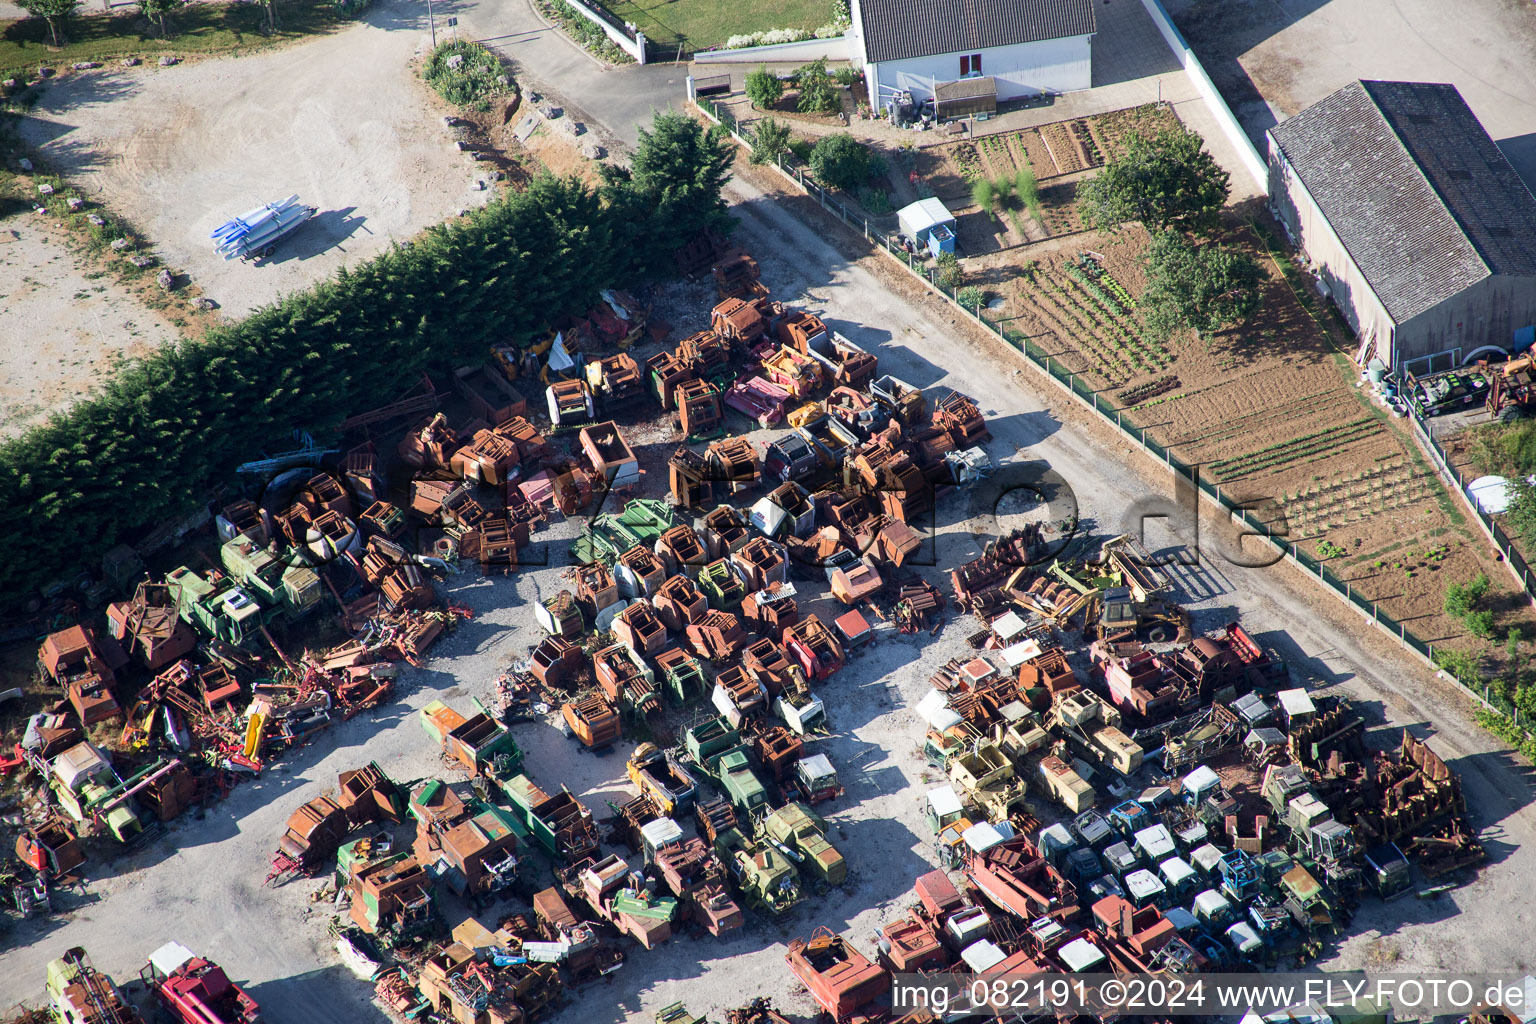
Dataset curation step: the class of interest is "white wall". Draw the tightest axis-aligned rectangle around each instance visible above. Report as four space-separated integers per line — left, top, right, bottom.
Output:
1135 0 1266 195
693 35 853 64
864 34 1091 108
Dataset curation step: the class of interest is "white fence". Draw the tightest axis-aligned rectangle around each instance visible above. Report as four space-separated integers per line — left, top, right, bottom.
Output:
1136 0 1268 194
561 0 647 64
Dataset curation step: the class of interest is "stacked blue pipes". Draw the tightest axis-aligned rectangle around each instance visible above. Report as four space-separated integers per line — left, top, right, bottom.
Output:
210 195 317 260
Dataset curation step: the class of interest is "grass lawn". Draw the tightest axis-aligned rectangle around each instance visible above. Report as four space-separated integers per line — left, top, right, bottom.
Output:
0 0 344 80
602 0 834 54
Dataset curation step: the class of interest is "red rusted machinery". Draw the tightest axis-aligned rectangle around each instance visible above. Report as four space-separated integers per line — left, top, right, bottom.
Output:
785 927 890 1021
140 944 261 1024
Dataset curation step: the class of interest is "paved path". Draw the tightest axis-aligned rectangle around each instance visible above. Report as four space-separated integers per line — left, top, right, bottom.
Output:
455 0 686 150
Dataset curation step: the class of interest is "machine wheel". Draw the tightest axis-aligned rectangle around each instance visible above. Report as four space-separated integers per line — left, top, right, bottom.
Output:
1499 405 1528 422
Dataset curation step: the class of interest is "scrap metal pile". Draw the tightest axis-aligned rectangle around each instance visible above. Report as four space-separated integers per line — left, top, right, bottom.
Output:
769 536 1487 1020
3 366 573 921
241 250 1015 1023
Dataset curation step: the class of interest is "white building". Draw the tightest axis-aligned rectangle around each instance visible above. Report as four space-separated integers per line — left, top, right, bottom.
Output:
850 0 1095 111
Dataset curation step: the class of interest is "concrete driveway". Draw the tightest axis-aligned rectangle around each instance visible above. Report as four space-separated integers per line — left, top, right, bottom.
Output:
1164 0 1536 189
452 0 687 150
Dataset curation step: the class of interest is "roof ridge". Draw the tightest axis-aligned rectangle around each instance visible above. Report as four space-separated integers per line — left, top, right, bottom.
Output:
1359 80 1493 281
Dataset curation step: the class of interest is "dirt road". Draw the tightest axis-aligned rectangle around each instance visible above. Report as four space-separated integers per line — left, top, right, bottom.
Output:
0 219 178 436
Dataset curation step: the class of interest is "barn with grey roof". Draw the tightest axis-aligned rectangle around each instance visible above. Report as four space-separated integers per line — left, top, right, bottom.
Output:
1267 80 1536 371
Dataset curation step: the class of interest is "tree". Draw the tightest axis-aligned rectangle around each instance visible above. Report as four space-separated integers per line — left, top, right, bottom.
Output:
1014 166 1040 219
750 116 790 165
627 111 735 272
1077 125 1231 234
809 132 872 191
138 0 185 36
1139 229 1263 342
796 59 839 114
744 65 783 110
18 0 81 47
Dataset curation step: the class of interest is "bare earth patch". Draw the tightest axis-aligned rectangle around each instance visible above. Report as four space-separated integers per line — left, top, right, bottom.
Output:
0 218 177 436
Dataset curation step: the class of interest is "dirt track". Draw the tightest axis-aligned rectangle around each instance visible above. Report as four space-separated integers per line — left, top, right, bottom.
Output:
16 0 492 316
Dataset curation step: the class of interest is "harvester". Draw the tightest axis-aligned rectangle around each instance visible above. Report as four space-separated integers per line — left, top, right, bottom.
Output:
140 943 261 1024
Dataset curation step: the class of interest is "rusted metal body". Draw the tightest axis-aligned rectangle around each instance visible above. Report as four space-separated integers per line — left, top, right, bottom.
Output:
966 835 1079 924
562 694 623 749
742 639 805 698
712 297 767 346
654 575 709 632
701 506 751 558
785 927 890 1021
655 837 745 937
338 763 405 826
783 615 845 682
656 525 708 578
648 351 696 410
676 379 724 438
932 391 990 446
734 538 788 591
105 582 197 671
530 636 586 690
39 624 128 726
276 796 350 871
614 600 667 655
687 610 747 663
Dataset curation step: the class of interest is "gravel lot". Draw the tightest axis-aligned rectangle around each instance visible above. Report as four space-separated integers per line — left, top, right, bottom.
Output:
16 0 494 316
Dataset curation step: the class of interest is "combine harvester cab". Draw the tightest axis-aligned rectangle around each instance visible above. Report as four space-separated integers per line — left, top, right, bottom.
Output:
141 942 262 1024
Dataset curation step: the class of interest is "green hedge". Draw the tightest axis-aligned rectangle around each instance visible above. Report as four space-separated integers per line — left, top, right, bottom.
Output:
0 174 650 600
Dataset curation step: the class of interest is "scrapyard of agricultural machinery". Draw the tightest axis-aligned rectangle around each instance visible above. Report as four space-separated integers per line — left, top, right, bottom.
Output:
3 235 1498 1024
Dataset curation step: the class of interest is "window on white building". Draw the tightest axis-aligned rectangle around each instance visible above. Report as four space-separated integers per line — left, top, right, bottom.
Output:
960 54 982 77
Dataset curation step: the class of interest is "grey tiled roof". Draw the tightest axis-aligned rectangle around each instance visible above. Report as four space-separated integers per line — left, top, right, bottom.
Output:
1268 80 1536 323
857 0 1096 65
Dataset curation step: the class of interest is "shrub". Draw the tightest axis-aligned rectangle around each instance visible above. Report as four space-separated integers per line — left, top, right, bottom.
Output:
856 186 891 214
796 59 840 115
808 133 873 191
1445 572 1491 618
971 178 993 217
751 116 791 164
832 67 860 89
788 138 813 163
423 40 512 111
1465 609 1497 639
1014 166 1040 219
745 65 783 110
957 285 984 311
934 251 962 290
